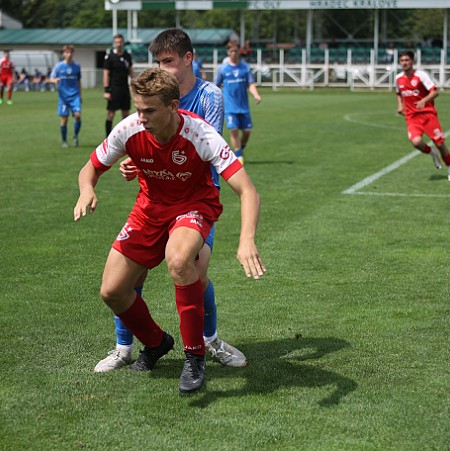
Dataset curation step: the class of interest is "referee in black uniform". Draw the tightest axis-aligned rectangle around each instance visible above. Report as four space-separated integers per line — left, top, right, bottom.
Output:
103 34 134 137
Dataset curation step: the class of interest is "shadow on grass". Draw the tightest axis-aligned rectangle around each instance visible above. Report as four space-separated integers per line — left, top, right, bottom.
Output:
428 173 448 182
179 335 357 408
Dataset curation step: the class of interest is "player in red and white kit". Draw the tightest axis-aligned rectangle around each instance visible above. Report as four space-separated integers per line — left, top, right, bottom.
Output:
0 50 15 105
74 67 265 393
396 50 450 181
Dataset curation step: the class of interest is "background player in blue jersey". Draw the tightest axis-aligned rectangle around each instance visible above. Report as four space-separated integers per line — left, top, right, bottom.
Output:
94 28 248 372
192 49 206 80
50 45 82 148
215 40 261 164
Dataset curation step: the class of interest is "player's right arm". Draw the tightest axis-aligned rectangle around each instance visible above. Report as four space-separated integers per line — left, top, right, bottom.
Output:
74 160 102 221
103 67 111 100
396 93 404 115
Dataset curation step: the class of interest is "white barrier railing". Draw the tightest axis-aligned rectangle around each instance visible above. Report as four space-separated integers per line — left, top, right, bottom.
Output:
85 47 450 91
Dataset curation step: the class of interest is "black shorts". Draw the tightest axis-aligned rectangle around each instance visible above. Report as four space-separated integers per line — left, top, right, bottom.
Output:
107 86 131 112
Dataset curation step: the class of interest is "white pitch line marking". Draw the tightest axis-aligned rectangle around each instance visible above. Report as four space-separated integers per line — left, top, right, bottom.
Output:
349 191 450 198
344 113 404 131
342 119 450 195
342 150 419 194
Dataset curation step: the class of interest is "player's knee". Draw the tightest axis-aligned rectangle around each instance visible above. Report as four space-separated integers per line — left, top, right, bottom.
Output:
410 137 423 148
166 253 193 283
100 283 124 309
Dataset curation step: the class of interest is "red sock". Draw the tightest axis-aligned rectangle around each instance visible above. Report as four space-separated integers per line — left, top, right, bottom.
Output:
442 153 450 166
423 144 432 154
175 279 204 355
116 294 163 347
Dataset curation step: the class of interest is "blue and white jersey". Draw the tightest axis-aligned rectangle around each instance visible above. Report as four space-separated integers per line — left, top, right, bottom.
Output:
215 60 255 115
180 78 224 135
180 78 224 189
51 61 81 101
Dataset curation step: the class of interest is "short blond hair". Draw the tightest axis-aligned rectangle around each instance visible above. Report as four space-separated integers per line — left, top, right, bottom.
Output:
130 67 179 106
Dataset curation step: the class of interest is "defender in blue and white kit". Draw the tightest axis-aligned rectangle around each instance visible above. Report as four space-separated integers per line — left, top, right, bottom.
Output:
215 40 261 163
50 44 82 148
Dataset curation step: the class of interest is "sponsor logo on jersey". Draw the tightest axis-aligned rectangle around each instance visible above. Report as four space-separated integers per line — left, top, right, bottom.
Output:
117 223 132 241
176 172 192 181
220 145 231 160
140 158 154 163
401 89 420 97
141 168 175 180
172 150 187 165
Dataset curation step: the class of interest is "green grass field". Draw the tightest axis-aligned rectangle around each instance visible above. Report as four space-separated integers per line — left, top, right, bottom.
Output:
1 88 449 450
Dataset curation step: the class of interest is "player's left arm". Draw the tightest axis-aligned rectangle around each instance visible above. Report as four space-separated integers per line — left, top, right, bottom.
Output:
249 82 261 104
416 88 439 110
225 168 266 280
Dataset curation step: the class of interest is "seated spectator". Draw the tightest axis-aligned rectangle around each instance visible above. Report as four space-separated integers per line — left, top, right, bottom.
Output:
32 69 44 91
17 68 30 91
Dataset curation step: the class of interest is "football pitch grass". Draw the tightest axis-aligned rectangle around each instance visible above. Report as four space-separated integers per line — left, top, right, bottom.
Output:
1 88 449 450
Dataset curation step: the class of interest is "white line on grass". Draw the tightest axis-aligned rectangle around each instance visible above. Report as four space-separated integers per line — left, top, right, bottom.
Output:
343 113 404 131
349 191 450 198
342 150 419 194
342 115 450 196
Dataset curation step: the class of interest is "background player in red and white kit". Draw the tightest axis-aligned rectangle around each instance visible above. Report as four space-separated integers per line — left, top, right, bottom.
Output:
0 50 16 105
74 67 265 393
396 50 450 181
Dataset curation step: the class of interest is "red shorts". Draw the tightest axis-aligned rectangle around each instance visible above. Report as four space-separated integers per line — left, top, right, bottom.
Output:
406 113 445 145
112 200 216 269
0 74 13 87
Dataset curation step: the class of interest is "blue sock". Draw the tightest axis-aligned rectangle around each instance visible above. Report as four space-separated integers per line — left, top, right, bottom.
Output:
234 149 243 158
113 285 143 346
61 125 67 142
114 315 134 346
203 281 217 338
74 120 81 137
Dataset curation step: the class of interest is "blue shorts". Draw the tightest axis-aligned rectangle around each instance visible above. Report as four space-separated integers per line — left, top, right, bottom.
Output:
225 112 253 131
205 222 215 251
58 97 81 117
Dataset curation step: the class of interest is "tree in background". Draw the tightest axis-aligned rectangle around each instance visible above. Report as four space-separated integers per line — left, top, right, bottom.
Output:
0 3 447 49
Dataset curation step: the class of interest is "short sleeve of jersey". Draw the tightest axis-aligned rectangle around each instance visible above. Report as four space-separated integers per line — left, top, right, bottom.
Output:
179 114 242 180
201 84 224 135
416 70 435 92
245 61 255 84
214 64 225 86
90 115 142 171
50 63 59 79
103 53 112 71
